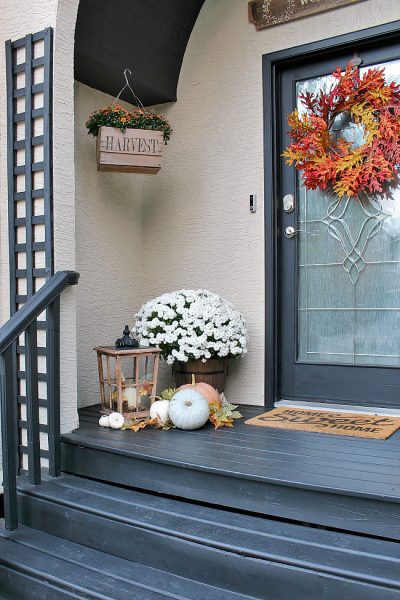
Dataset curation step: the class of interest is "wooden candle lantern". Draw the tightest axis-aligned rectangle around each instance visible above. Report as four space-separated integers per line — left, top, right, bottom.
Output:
95 346 161 418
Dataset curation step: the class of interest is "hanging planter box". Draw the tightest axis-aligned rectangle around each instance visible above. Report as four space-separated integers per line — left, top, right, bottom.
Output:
96 126 164 174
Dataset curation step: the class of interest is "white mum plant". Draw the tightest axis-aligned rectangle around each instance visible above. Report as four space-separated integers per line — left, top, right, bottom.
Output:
133 289 247 365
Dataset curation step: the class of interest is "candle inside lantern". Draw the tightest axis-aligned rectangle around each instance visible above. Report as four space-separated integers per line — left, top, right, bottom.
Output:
123 386 137 409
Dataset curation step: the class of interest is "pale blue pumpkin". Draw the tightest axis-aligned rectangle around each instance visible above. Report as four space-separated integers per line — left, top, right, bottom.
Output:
168 389 210 430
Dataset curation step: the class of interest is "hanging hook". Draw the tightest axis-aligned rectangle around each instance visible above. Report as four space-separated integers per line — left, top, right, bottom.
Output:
114 68 145 110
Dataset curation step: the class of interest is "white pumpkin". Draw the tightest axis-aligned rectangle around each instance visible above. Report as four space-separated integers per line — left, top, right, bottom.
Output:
108 412 125 429
99 414 110 427
168 389 210 430
150 400 170 425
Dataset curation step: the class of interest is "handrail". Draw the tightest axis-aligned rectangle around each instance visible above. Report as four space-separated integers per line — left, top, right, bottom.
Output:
0 270 79 355
0 270 79 530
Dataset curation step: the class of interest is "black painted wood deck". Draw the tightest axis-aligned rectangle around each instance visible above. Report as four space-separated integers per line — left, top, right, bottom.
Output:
61 405 400 541
13 473 400 599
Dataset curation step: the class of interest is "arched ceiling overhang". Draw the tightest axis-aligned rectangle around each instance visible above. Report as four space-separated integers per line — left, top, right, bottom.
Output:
74 0 205 107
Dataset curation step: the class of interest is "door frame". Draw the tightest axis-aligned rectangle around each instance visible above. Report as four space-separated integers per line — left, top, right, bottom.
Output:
263 19 400 409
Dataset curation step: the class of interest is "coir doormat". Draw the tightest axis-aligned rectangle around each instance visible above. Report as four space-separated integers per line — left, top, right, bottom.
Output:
245 407 400 439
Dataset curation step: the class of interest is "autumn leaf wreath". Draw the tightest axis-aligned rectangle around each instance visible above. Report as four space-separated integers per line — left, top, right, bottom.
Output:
283 62 400 199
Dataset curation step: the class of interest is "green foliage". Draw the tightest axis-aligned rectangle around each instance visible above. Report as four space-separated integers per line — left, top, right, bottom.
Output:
156 388 177 401
86 103 173 143
209 402 243 429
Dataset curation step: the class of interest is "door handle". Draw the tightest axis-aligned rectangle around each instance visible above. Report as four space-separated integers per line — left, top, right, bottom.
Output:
284 226 297 238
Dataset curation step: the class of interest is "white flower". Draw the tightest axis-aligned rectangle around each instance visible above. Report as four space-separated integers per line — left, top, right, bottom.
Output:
132 289 247 364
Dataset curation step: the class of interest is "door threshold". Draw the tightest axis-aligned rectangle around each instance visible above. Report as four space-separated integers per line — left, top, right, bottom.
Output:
275 399 400 417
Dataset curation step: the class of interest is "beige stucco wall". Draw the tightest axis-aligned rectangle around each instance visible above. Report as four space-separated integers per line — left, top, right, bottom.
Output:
74 82 146 407
141 0 400 405
53 0 80 431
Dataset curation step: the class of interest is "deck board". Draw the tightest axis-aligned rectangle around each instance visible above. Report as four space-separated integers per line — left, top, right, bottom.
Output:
76 416 400 469
67 428 400 491
72 405 400 497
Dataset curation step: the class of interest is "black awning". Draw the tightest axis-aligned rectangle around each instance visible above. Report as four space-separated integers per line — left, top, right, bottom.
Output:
74 0 205 107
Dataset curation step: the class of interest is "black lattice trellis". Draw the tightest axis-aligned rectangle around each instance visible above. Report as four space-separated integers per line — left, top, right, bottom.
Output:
6 28 54 473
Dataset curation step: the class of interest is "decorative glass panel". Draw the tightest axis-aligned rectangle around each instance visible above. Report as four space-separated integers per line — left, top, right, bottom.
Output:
297 59 400 366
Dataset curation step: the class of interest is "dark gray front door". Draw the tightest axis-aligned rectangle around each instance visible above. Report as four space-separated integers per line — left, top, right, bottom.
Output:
278 45 400 409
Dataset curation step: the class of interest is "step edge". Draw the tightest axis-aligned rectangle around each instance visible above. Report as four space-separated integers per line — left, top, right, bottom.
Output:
60 437 400 503
0 552 111 600
24 473 400 554
18 490 400 591
0 533 254 600
0 561 87 599
18 483 400 558
0 537 190 600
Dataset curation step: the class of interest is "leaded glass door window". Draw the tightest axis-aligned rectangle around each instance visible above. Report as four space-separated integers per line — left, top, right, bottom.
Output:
298 60 400 367
278 47 400 408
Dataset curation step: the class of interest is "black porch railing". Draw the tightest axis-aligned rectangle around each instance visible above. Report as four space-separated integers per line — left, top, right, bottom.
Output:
0 270 79 530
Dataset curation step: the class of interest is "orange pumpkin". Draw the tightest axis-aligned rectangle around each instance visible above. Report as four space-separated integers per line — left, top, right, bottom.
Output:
178 374 222 408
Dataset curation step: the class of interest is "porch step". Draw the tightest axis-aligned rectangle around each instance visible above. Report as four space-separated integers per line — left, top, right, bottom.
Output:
62 405 400 540
17 473 400 599
0 525 251 600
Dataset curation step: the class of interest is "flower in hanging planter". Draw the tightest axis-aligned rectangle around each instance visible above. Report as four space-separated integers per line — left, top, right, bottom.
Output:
132 289 248 365
85 103 173 143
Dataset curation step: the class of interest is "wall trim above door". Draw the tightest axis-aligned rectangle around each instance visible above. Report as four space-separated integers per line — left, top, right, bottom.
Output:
263 19 400 409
